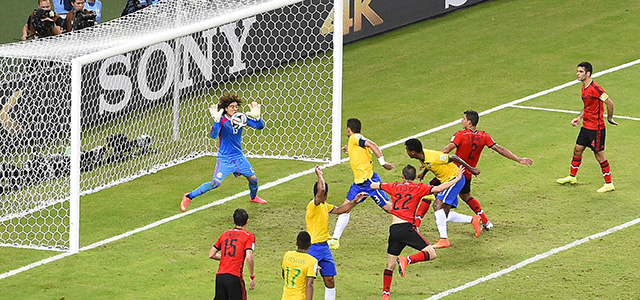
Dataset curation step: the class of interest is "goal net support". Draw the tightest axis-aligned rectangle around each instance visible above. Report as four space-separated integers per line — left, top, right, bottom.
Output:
0 0 342 252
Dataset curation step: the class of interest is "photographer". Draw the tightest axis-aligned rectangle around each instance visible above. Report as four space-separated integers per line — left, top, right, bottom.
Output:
65 0 97 32
121 0 159 16
22 0 64 41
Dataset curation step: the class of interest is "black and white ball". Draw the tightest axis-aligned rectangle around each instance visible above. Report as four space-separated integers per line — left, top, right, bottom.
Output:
231 113 248 129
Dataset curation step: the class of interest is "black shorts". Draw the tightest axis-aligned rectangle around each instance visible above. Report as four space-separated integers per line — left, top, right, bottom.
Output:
387 222 429 256
214 273 246 300
460 178 472 194
576 127 606 152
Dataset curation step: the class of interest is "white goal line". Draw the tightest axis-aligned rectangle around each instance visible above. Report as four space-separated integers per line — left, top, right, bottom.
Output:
2 58 640 282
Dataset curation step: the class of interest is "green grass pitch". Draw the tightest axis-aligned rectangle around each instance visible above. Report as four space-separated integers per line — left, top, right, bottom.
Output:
1 0 640 299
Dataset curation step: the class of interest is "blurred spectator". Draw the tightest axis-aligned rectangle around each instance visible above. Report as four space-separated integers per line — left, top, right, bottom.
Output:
22 0 64 41
121 0 160 16
84 0 102 23
53 0 72 20
65 0 97 32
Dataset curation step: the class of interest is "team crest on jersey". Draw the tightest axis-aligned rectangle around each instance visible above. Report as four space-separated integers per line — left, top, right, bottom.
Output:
439 154 447 161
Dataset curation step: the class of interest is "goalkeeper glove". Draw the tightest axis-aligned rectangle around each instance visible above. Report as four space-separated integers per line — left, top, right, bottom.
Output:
246 101 261 120
208 104 224 122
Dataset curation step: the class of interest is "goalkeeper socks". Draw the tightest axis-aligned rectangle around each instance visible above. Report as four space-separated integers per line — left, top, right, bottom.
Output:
325 287 336 300
570 155 582 177
248 177 259 199
332 213 350 240
189 180 220 199
434 209 448 239
600 160 612 183
466 197 489 224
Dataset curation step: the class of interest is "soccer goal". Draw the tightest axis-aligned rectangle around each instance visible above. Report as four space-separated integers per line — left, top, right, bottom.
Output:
0 0 343 252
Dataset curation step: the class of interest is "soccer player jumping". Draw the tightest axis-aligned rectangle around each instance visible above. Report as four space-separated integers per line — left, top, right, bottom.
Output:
557 62 618 193
441 110 533 230
181 93 267 212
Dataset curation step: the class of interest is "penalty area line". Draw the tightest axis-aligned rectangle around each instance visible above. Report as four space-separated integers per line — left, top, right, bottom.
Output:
511 104 640 121
424 217 640 300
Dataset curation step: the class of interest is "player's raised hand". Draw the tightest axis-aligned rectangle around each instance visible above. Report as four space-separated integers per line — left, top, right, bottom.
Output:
208 104 223 122
314 165 323 177
456 166 465 180
246 101 261 120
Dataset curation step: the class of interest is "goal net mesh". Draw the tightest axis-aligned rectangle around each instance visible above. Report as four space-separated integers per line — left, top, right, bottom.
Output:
0 0 335 251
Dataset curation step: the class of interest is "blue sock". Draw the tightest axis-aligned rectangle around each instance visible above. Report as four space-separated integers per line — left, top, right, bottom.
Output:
189 180 220 199
248 177 259 199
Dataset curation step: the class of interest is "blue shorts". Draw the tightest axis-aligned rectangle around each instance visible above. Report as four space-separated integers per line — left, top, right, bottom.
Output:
308 242 337 277
436 176 466 208
346 173 390 208
212 156 255 185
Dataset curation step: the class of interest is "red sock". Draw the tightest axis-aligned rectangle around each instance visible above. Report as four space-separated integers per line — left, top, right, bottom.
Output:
383 269 393 293
466 197 489 224
570 155 582 177
414 198 432 227
408 250 432 264
600 160 612 183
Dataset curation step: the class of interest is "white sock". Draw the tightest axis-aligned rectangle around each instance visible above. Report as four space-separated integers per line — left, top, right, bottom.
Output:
332 213 350 240
434 209 448 239
447 211 472 223
325 287 336 300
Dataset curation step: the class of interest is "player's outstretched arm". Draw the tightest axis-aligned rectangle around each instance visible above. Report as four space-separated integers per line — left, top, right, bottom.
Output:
490 144 533 166
364 139 394 170
313 166 327 205
450 154 480 175
441 142 456 154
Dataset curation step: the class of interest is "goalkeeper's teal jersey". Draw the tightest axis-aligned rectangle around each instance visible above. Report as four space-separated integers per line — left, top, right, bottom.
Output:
209 115 264 159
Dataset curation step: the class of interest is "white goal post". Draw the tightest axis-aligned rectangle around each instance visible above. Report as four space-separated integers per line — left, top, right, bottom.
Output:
0 0 342 253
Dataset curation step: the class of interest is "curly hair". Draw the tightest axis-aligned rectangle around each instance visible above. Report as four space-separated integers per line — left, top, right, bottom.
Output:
218 93 243 110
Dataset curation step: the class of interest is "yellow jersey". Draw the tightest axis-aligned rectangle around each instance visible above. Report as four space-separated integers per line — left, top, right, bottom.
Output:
305 199 334 244
420 148 459 182
348 133 373 184
282 250 318 300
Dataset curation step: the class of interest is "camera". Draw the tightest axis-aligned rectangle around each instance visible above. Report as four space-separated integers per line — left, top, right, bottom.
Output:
73 10 97 31
32 8 56 37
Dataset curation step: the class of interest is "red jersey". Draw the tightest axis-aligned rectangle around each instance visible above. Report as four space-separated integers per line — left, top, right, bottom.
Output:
581 81 609 130
451 129 495 179
380 182 433 223
213 228 256 278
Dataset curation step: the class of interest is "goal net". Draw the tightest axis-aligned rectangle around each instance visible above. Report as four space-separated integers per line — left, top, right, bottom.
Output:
0 0 341 252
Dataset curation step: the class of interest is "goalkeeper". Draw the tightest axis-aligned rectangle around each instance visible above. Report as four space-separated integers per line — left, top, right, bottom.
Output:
181 93 267 212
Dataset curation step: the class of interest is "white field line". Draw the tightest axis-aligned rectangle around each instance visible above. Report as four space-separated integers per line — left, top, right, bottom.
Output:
2 58 640 282
425 217 640 300
511 104 640 121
